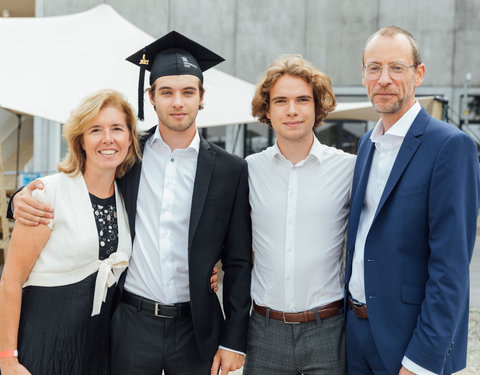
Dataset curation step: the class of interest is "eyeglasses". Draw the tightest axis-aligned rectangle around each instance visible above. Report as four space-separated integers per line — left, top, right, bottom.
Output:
362 63 417 80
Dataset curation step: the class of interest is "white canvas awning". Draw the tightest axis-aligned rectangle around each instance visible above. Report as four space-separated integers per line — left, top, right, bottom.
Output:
0 4 256 129
0 5 443 130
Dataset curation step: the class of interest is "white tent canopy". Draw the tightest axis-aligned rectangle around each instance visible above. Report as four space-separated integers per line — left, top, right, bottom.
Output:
0 4 441 131
0 4 256 129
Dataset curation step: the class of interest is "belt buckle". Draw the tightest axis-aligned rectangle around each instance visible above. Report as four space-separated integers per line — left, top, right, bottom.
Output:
350 297 363 308
352 301 365 309
154 303 175 319
282 311 300 324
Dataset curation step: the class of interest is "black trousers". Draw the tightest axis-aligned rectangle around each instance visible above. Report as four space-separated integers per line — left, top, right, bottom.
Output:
110 300 211 375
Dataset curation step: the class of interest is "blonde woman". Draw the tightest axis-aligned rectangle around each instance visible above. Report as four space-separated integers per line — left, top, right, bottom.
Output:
0 89 141 375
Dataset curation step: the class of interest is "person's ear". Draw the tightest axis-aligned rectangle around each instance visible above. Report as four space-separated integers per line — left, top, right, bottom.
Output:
414 63 426 87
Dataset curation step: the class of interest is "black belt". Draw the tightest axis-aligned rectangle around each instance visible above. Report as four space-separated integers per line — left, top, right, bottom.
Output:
121 291 190 318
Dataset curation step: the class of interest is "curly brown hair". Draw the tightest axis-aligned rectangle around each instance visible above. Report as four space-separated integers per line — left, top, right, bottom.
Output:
252 54 336 129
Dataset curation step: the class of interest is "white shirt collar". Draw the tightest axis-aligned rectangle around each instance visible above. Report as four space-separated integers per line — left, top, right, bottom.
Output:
371 101 422 143
148 126 200 154
268 134 324 166
309 136 325 163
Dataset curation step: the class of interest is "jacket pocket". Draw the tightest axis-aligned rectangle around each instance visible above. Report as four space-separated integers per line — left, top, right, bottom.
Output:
401 284 425 305
395 185 425 197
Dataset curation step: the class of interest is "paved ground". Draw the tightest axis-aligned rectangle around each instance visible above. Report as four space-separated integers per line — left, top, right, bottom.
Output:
458 232 480 374
471 233 480 308
458 308 480 375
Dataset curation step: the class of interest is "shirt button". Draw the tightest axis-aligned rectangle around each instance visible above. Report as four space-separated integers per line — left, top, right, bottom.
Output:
170 157 175 162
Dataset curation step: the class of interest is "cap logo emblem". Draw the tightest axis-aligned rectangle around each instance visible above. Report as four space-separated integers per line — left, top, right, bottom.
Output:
139 54 149 65
181 56 198 70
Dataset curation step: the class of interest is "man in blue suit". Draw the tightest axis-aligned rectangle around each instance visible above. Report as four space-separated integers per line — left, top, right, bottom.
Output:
345 26 480 375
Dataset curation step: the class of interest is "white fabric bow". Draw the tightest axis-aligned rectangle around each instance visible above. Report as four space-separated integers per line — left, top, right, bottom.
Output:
91 252 129 316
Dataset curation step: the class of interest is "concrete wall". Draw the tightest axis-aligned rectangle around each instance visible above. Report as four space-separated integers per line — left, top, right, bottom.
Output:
35 0 480 119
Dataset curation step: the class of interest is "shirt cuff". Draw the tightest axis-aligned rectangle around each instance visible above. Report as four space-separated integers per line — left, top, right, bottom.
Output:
218 346 245 356
402 356 438 375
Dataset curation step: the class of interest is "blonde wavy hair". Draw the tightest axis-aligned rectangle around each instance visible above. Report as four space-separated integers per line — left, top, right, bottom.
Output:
58 89 141 178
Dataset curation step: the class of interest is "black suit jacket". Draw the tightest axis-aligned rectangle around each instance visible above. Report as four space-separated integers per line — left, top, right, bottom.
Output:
116 126 252 360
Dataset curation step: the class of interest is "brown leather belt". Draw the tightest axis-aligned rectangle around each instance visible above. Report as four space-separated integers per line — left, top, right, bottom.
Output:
349 297 368 319
253 300 343 324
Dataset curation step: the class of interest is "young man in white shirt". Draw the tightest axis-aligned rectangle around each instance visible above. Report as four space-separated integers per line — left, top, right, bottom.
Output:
243 54 355 375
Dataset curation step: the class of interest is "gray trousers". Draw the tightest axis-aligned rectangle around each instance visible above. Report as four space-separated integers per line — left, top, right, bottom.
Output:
244 308 346 375
110 301 211 375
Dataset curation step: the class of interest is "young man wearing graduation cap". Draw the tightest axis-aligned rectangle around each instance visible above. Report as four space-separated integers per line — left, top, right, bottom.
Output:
8 31 252 375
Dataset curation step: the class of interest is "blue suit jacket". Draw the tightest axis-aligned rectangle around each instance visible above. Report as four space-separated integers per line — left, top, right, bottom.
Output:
345 108 480 374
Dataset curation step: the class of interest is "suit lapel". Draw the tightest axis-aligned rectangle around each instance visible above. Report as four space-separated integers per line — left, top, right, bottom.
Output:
188 136 215 249
123 162 142 239
119 126 157 240
348 137 375 246
373 108 429 221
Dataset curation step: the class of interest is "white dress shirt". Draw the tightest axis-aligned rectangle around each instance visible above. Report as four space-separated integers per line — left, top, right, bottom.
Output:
247 136 355 312
348 102 436 375
124 127 199 304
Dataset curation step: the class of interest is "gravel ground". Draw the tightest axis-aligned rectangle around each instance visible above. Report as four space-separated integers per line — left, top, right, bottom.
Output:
457 308 480 374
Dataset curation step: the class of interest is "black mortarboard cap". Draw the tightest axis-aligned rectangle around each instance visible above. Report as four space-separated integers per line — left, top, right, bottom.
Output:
126 31 224 120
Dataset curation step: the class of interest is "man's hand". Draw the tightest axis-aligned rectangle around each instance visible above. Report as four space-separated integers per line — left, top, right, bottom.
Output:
399 366 416 375
210 348 244 375
211 266 219 293
13 180 53 226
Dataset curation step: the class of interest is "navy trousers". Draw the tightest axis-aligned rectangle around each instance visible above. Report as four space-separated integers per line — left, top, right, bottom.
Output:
346 307 389 375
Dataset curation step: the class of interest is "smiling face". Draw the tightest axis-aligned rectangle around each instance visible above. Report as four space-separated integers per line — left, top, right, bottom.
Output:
267 74 315 146
149 74 203 136
362 33 425 128
82 105 132 176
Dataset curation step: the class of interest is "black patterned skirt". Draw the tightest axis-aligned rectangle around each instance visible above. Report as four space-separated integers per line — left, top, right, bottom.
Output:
14 272 114 375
